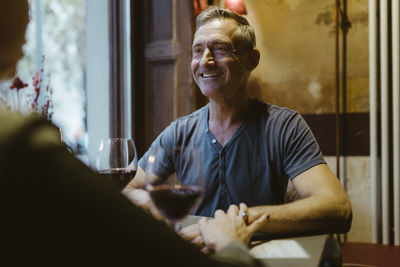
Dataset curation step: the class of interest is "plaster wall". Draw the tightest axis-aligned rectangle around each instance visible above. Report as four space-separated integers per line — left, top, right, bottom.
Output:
245 0 369 114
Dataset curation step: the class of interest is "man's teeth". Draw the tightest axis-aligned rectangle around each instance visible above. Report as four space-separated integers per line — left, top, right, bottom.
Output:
202 73 217 78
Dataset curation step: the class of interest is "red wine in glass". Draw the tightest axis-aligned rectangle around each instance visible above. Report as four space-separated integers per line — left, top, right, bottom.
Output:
145 147 204 230
96 138 138 191
149 184 203 223
98 168 137 190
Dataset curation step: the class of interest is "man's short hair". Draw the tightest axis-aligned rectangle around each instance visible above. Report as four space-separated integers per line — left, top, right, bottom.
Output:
195 6 256 52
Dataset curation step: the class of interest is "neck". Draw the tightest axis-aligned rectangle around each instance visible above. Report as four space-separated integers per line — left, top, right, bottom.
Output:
208 93 252 128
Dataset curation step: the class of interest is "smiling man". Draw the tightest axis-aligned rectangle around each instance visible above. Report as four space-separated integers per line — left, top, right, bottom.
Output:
124 6 352 239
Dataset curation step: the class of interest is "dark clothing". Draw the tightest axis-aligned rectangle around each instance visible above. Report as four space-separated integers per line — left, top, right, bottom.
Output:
139 99 326 217
0 113 261 267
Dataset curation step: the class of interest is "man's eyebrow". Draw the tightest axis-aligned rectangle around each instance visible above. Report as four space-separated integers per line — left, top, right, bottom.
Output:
191 44 202 51
212 41 231 47
192 40 231 48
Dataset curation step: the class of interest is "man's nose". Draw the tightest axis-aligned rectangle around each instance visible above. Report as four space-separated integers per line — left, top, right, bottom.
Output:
200 48 215 66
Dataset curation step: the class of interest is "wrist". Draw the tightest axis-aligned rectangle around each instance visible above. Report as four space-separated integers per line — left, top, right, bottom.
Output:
248 207 270 225
123 188 150 205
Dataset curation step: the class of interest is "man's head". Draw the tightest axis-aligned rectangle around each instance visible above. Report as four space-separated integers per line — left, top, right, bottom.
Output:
191 6 260 100
195 6 256 52
0 0 29 80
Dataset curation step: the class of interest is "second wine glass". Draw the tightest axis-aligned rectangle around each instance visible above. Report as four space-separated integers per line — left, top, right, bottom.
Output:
96 138 138 191
145 147 204 231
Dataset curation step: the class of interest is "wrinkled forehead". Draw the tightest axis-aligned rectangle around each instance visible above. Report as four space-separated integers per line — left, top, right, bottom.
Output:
193 18 239 46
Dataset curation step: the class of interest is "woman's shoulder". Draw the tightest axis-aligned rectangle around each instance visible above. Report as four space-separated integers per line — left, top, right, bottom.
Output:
0 111 60 149
0 111 33 142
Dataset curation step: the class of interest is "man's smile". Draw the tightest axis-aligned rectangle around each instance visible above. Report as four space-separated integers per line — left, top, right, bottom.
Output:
200 72 220 78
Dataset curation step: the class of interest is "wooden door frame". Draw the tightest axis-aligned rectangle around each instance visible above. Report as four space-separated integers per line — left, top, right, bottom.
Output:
131 0 196 156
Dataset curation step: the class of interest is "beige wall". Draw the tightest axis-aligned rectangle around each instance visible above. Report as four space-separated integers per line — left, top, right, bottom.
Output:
245 0 369 114
243 0 370 242
326 156 371 242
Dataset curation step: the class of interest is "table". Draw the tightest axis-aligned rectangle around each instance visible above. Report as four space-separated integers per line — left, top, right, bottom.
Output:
249 234 328 267
181 216 328 267
341 242 400 267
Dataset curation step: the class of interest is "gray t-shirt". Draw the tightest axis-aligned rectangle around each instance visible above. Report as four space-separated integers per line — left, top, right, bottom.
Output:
139 99 326 217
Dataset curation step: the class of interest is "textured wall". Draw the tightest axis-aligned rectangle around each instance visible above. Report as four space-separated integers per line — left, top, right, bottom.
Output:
245 0 368 114
326 156 372 242
243 0 370 242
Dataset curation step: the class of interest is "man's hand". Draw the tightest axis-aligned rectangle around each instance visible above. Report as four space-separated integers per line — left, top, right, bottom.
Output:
122 166 164 220
122 188 163 220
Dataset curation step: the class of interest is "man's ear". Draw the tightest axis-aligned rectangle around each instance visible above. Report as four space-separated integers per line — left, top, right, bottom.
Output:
247 48 260 71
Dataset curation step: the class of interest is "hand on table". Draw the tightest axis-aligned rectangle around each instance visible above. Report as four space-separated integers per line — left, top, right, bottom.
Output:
179 223 209 252
198 203 267 252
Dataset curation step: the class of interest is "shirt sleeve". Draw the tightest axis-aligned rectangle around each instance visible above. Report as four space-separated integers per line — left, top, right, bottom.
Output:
279 111 326 179
138 121 176 179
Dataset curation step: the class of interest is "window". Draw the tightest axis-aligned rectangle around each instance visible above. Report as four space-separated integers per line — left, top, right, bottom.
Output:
0 0 87 155
0 0 130 167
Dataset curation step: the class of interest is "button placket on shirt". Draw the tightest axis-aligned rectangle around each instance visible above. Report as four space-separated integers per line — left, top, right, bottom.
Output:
219 150 227 189
204 126 226 190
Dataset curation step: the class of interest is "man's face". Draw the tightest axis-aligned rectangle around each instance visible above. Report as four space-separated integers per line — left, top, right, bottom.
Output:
191 19 250 100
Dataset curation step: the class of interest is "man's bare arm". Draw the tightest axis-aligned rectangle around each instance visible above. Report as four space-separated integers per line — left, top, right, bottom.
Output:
122 167 163 219
248 164 352 235
124 166 147 189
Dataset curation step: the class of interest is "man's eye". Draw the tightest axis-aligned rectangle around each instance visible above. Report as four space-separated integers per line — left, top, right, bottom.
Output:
214 46 228 53
192 48 202 55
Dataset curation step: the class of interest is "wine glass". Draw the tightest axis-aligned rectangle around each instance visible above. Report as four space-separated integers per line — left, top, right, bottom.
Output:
96 138 138 191
144 146 204 231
